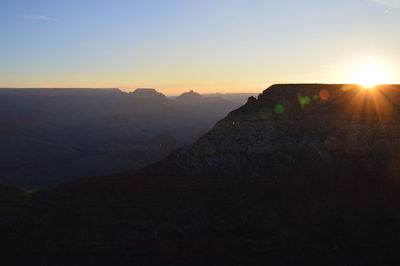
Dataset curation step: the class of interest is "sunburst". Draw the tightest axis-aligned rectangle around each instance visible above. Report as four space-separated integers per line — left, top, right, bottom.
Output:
350 63 391 89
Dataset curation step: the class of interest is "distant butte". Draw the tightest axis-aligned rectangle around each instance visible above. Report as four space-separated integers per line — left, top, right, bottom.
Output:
129 88 167 99
176 90 203 101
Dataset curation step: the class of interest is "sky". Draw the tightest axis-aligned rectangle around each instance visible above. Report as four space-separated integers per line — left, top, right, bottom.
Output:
1 0 400 95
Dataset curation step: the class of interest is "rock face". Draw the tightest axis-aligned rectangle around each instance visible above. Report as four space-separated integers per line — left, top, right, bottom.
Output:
6 84 400 266
174 84 400 180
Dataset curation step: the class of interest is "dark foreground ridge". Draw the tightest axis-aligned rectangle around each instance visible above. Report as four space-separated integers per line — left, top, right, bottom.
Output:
3 84 400 266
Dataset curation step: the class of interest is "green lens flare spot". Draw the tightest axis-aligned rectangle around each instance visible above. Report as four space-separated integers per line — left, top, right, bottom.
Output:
274 104 285 114
297 93 310 109
300 96 310 105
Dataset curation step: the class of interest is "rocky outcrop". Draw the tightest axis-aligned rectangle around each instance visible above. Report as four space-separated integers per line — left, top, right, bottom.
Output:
173 84 400 180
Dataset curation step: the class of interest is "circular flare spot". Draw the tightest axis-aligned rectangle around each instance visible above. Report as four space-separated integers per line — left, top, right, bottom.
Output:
341 85 353 92
319 89 330 101
300 96 310 105
274 104 285 114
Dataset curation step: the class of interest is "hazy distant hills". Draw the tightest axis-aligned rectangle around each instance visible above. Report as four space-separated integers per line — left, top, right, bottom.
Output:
0 88 240 189
7 84 400 266
202 92 259 103
168 91 258 104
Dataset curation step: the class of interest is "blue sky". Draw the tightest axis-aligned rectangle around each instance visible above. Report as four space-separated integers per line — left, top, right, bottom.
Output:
1 0 400 94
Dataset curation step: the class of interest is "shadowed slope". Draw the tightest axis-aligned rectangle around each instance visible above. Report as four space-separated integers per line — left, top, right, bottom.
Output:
9 84 400 266
0 88 237 189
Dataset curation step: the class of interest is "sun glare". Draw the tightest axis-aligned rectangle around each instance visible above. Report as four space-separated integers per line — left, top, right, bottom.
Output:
351 63 390 89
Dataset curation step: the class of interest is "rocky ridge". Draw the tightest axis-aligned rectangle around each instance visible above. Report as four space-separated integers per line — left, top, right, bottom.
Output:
173 84 400 179
5 84 400 266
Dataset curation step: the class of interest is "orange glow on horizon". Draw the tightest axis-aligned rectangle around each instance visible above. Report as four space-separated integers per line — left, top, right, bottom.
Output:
348 62 393 90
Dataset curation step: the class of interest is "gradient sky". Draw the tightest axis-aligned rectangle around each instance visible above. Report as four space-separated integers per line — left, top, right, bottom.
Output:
1 0 400 95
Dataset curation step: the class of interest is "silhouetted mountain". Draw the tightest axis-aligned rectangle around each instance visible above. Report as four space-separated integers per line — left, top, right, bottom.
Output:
129 88 167 99
175 91 237 116
5 84 400 266
0 88 237 189
175 90 202 102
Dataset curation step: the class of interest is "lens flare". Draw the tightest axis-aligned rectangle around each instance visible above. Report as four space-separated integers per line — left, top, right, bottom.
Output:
319 89 330 100
274 104 285 114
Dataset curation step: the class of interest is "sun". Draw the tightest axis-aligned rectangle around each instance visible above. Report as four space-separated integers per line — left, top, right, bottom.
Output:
351 63 390 89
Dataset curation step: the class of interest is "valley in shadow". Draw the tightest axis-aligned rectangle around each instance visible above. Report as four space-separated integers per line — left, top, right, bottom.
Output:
0 88 253 189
